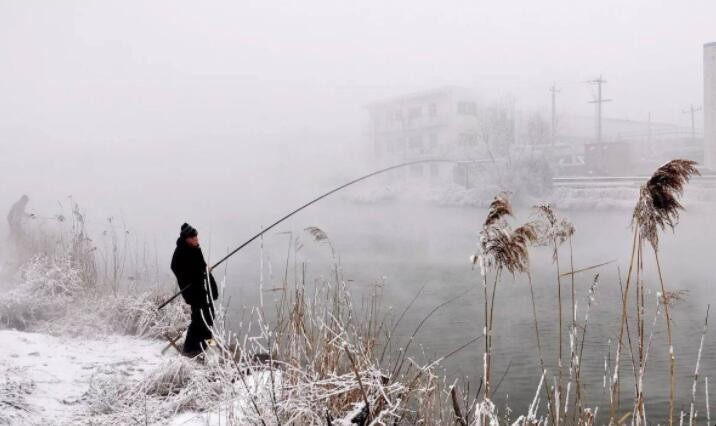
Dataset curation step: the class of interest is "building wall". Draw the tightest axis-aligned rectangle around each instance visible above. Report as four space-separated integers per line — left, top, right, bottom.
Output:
366 86 481 183
705 42 716 170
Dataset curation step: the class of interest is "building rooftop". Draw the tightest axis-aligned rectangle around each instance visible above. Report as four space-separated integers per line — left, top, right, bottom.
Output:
365 85 475 109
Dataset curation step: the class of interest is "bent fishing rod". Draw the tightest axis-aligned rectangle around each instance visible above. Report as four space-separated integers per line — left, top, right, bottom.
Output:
157 158 456 310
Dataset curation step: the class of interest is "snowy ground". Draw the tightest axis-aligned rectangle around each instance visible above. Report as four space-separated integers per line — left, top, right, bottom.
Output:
0 330 170 425
0 329 291 426
0 251 367 425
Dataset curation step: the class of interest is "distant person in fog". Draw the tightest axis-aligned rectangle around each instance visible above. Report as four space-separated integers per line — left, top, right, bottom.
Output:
7 195 30 248
170 223 218 357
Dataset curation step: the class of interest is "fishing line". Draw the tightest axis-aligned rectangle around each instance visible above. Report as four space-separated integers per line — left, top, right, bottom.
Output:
158 158 457 310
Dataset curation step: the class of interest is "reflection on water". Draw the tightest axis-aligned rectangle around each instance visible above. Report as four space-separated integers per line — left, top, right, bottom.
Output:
219 200 716 420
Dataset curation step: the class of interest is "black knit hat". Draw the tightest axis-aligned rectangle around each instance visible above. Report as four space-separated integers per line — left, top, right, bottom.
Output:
180 223 198 239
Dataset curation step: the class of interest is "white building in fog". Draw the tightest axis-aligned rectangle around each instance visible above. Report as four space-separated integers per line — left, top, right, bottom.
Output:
365 86 484 182
705 42 716 170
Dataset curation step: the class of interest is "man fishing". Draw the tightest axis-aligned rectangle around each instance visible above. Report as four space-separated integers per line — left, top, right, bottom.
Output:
170 223 218 357
157 160 450 312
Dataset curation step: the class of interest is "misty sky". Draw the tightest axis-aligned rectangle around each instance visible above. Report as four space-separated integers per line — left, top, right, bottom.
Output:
1 1 714 242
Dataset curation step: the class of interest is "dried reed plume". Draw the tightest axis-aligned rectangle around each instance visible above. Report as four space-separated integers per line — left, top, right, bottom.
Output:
480 193 537 275
532 203 575 259
482 223 537 274
632 159 699 250
304 226 328 242
483 192 513 228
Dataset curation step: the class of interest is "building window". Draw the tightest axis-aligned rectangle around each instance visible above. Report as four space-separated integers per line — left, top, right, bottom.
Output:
457 101 477 116
395 138 406 152
429 133 438 149
430 163 439 179
372 111 382 129
410 164 424 177
457 132 477 146
408 106 422 120
408 135 424 151
428 103 437 117
458 132 477 146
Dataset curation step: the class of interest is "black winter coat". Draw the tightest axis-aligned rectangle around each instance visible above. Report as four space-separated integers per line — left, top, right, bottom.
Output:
170 239 218 306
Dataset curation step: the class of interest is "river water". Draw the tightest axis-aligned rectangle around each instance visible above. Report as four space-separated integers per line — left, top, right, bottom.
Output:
220 199 716 421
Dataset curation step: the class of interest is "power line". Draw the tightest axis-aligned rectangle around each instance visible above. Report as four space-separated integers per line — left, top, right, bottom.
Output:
550 83 560 145
586 76 612 143
682 104 702 143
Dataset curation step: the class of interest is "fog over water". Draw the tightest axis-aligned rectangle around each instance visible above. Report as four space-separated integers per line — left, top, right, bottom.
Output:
2 1 716 421
210 200 716 419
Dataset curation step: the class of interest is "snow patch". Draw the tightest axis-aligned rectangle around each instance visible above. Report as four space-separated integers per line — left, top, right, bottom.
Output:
0 329 167 425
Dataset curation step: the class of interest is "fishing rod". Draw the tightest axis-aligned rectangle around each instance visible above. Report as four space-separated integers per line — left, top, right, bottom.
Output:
157 158 457 310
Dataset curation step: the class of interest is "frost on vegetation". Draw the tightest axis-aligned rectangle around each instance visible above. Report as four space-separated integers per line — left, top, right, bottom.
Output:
0 366 36 425
0 254 83 330
472 399 500 426
79 358 224 424
0 254 187 338
40 290 189 338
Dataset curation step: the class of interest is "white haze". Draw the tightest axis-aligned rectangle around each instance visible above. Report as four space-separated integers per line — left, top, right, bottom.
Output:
1 0 714 256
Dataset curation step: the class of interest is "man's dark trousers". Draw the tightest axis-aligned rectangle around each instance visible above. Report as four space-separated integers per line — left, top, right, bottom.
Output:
184 303 215 354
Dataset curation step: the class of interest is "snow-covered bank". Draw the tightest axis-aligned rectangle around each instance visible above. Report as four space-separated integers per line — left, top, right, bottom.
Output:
0 252 436 425
0 254 198 425
0 232 447 426
0 327 289 426
0 330 167 425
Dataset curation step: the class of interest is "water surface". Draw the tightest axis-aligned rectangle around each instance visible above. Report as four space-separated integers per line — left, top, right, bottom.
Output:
219 200 716 421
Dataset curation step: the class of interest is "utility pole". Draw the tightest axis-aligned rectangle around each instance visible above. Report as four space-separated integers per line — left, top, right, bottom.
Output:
587 76 611 143
550 83 560 145
682 104 702 144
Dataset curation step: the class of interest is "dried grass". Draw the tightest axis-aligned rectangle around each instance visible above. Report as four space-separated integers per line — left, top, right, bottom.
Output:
0 366 36 425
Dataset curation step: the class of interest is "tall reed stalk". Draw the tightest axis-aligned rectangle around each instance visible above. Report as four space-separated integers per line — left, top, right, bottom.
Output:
613 159 700 425
688 305 709 425
474 193 537 401
533 203 575 424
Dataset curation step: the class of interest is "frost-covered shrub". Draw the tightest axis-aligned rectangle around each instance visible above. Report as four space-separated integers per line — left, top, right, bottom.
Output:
20 254 84 297
104 292 188 338
0 291 48 331
0 255 83 330
27 290 188 339
0 253 185 338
